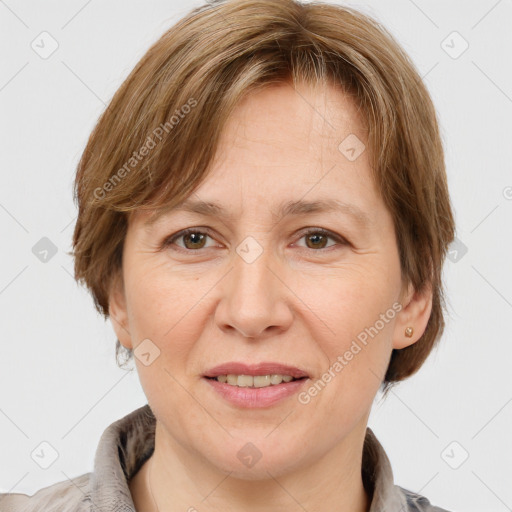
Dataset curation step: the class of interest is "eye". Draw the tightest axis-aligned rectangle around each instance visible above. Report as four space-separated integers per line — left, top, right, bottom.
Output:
163 227 218 252
294 228 348 251
162 227 348 253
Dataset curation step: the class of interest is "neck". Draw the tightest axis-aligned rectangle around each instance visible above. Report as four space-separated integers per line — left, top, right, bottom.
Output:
131 422 371 512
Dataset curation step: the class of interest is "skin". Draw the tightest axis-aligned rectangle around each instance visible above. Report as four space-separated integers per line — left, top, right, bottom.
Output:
109 79 433 512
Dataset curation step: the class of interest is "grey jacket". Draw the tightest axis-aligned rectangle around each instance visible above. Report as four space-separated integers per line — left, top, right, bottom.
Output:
0 404 452 511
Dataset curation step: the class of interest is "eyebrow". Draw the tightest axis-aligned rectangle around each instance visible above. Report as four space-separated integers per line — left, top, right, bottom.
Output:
145 198 371 229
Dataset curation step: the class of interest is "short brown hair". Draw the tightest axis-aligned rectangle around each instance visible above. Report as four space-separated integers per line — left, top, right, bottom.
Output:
71 0 455 395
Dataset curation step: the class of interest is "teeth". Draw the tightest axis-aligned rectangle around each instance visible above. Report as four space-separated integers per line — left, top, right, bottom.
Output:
215 374 298 387
254 375 271 387
237 375 253 387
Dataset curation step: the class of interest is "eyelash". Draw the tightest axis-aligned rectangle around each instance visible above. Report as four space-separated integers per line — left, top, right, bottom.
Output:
162 227 348 254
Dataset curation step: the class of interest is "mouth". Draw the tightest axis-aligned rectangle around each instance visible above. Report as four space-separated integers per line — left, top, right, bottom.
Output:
202 362 310 408
204 374 308 388
203 361 309 383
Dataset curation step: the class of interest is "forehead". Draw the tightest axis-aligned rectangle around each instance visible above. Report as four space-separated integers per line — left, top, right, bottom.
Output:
135 80 378 228
223 79 366 150
198 81 370 191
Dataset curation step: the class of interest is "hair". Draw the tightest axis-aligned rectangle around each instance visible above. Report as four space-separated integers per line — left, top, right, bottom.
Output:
71 0 455 396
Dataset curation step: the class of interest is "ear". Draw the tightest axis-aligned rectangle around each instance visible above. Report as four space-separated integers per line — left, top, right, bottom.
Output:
108 270 133 350
392 280 433 350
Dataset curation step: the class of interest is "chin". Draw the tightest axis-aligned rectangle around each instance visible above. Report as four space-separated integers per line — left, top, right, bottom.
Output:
203 437 306 480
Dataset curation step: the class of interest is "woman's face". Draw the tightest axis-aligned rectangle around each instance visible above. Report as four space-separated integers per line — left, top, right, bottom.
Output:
110 80 431 479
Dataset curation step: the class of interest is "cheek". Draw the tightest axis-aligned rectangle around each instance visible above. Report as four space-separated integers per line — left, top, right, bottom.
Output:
294 269 398 435
124 258 214 357
291 259 400 416
294 258 400 349
122 262 209 416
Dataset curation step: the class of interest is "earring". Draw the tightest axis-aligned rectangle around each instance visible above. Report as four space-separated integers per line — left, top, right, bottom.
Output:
404 326 414 338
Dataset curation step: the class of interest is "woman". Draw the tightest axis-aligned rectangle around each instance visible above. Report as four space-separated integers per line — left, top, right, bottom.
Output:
1 0 456 510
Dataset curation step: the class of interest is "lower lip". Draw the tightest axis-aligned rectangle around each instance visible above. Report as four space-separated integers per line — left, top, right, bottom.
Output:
203 377 309 408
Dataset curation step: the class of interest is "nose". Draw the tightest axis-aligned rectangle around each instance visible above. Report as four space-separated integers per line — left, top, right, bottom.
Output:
214 245 294 339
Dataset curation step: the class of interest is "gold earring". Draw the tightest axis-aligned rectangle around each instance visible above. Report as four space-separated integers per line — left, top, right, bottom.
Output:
404 326 414 338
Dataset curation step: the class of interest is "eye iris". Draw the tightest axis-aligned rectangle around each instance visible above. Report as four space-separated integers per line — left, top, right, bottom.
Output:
184 232 206 249
306 233 327 249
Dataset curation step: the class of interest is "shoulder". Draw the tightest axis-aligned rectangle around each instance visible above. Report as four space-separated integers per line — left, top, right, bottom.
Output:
397 485 455 512
0 473 92 512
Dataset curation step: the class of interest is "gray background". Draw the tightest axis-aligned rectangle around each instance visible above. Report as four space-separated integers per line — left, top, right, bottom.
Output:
1 1 511 511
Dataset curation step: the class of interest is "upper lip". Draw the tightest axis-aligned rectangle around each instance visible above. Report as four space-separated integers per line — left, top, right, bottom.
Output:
203 362 309 379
